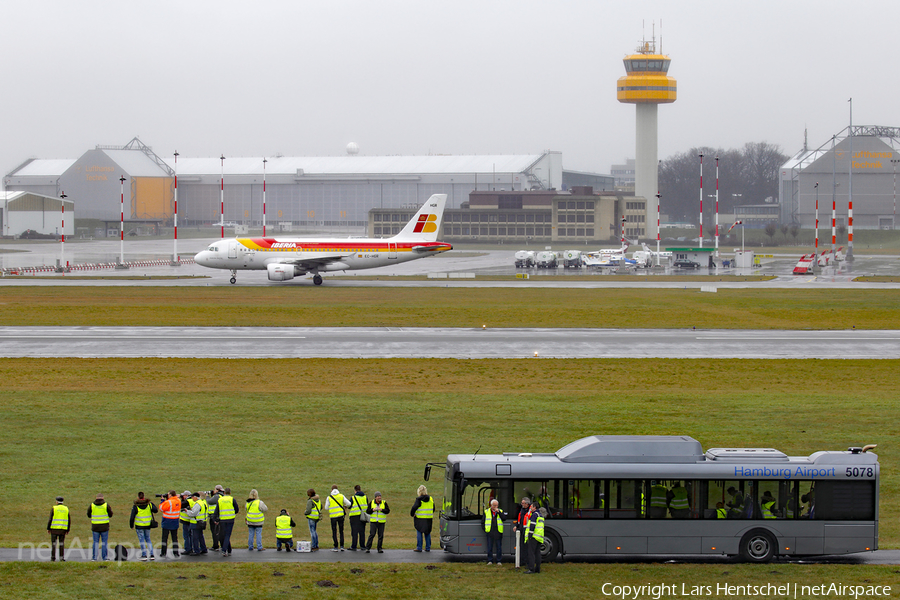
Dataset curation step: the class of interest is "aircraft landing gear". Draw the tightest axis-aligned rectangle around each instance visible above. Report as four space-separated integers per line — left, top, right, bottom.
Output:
230 270 237 284
313 274 323 286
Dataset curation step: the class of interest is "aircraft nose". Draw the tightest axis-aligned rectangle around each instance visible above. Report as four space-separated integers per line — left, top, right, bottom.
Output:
194 250 208 265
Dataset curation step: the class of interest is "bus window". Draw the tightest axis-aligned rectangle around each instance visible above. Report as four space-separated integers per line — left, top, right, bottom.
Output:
609 480 641 519
515 480 558 518
668 480 692 519
458 480 497 520
758 481 780 519
799 482 816 519
566 480 604 519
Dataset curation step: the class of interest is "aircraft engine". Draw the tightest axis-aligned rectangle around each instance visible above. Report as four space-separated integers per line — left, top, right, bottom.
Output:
267 263 299 281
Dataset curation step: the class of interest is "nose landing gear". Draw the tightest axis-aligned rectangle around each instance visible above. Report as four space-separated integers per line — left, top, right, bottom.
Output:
230 270 237 284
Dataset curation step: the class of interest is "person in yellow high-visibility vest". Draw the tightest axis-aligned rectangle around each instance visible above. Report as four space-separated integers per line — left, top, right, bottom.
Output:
47 496 70 562
410 485 434 552
87 493 113 561
324 485 350 552
275 509 296 551
245 489 268 551
481 499 507 565
364 492 391 553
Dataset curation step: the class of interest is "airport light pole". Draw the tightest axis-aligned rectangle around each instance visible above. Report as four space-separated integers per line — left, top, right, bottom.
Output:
59 192 66 271
698 153 703 248
220 154 225 239
263 157 267 237
119 175 126 265
892 158 899 230
172 151 179 264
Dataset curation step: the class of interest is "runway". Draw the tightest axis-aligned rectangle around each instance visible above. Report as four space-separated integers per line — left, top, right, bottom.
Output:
0 327 897 359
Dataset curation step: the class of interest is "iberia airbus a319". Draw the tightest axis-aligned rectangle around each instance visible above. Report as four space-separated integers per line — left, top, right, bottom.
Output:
194 193 452 285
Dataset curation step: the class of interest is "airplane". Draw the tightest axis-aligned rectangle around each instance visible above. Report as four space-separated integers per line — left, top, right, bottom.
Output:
193 194 451 285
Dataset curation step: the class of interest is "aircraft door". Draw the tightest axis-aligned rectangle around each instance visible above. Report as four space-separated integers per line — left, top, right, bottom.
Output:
228 240 238 259
388 242 397 259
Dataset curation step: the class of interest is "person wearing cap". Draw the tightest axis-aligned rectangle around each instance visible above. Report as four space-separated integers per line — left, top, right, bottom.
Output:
212 487 239 556
207 485 225 551
186 491 209 555
275 509 296 551
87 493 113 561
513 496 531 565
129 491 158 561
304 489 322 551
410 484 434 553
324 485 350 552
47 496 70 562
245 489 268 551
159 490 182 558
364 492 390 553
179 490 195 556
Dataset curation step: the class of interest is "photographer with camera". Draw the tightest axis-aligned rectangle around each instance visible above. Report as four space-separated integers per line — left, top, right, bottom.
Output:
186 491 209 555
159 490 182 558
206 485 225 551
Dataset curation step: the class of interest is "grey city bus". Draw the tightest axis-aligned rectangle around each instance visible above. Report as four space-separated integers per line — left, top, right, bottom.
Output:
425 435 878 563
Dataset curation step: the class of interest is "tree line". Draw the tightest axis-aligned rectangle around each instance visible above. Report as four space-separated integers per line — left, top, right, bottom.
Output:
658 142 788 224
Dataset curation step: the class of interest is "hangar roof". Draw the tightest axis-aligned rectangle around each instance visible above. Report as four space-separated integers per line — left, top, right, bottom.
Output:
8 159 77 177
170 154 545 176
102 149 172 177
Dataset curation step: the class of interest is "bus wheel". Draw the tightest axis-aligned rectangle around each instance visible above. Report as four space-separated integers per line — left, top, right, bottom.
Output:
739 529 776 563
540 530 562 561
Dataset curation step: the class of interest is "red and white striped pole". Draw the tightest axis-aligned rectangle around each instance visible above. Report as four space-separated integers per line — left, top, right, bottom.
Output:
814 182 819 253
656 192 661 267
832 195 837 252
262 157 267 237
698 153 704 248
59 192 66 268
621 215 626 246
715 156 720 256
220 154 225 239
173 151 179 263
119 175 126 264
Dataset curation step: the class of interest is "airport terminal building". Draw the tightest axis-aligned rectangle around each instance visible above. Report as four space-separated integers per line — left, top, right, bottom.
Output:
4 138 620 241
780 126 900 230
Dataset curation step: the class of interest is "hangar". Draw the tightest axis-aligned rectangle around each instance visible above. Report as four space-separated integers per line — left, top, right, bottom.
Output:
780 126 900 231
0 191 74 238
5 139 618 237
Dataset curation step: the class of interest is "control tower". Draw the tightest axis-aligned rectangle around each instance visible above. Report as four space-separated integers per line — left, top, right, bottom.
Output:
617 35 676 240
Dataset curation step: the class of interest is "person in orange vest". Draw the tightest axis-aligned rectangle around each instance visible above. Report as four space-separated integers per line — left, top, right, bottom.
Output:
159 490 182 558
87 493 113 561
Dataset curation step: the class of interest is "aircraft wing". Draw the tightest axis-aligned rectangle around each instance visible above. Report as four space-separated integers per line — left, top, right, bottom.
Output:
271 252 353 270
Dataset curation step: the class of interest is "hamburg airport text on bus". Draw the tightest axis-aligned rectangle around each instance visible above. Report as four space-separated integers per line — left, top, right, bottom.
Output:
426 435 878 563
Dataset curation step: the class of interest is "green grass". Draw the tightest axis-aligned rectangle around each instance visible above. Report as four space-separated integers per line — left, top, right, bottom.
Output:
2 561 898 599
2 358 898 551
1 287 899 328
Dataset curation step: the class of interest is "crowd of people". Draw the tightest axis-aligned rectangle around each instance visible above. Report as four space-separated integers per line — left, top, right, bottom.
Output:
46 484 436 561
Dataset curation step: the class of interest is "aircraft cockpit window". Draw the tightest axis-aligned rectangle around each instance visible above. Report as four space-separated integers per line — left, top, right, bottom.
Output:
208 246 218 252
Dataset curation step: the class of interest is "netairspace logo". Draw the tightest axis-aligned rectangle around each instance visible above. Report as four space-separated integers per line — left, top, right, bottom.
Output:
600 582 892 600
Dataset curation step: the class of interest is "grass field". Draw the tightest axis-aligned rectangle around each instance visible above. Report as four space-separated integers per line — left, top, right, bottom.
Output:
3 357 898 550
3 561 898 599
3 285 898 596
1 287 899 329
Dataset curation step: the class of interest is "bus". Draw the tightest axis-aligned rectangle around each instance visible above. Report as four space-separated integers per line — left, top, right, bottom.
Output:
426 435 878 563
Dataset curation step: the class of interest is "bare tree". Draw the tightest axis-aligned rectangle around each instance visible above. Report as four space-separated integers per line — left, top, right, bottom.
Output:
780 224 789 242
764 222 778 244
790 224 800 243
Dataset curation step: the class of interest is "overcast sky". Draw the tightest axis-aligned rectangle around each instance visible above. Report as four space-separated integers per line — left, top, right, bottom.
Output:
2 0 897 177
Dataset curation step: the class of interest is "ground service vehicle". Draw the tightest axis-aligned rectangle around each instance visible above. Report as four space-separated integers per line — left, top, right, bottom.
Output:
535 251 557 268
427 435 878 563
514 250 535 268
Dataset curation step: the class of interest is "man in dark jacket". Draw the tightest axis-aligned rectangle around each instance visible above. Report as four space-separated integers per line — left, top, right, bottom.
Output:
129 492 158 560
481 498 507 564
410 485 434 552
87 493 113 561
47 496 70 562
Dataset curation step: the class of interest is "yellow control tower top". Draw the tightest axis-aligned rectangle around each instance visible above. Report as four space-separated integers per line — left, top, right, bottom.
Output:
617 38 676 104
